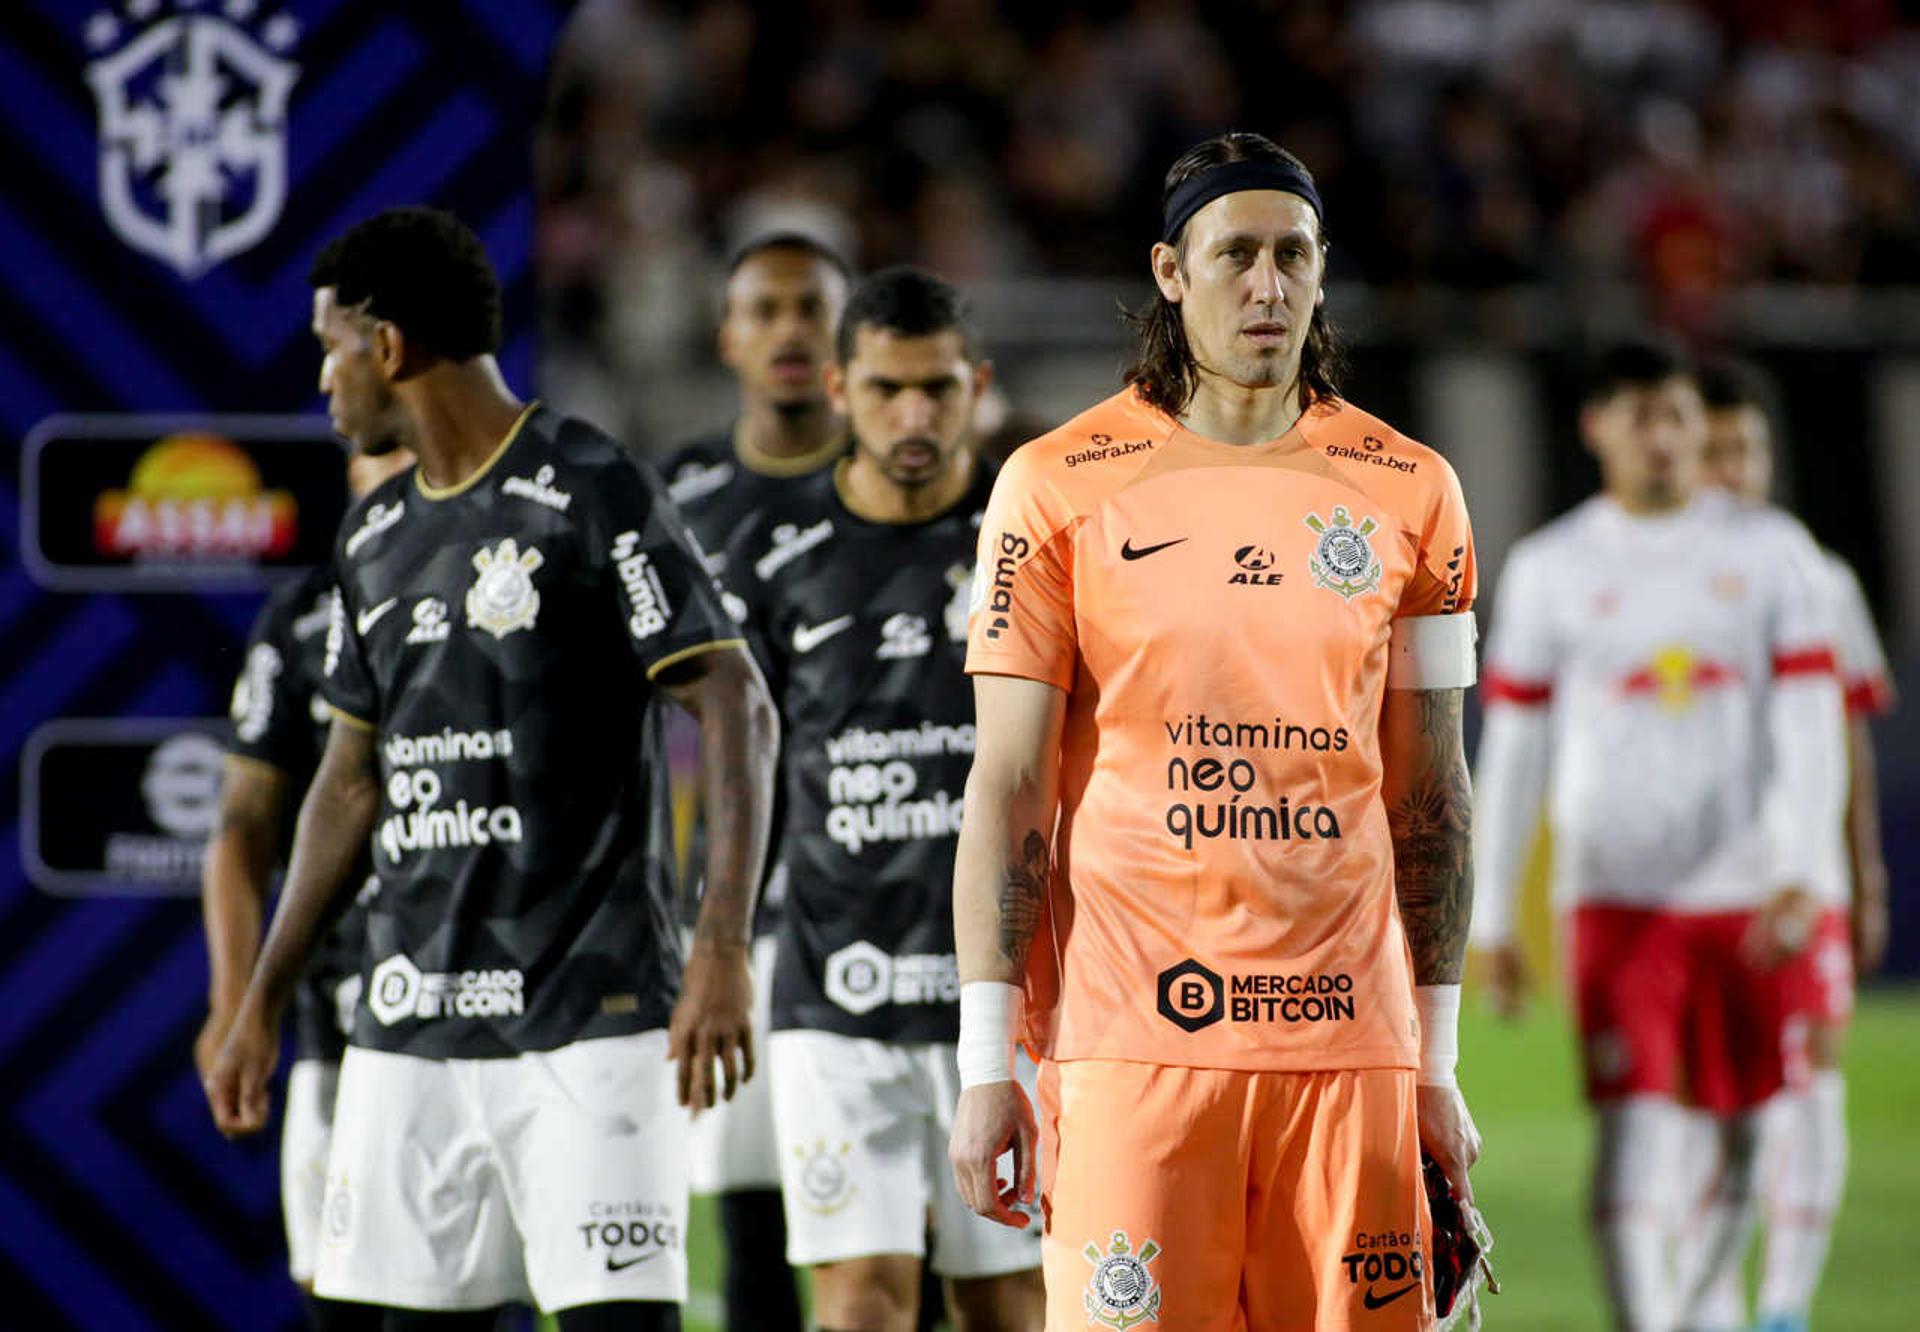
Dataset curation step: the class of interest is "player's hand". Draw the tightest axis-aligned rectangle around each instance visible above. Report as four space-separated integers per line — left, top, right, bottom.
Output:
1744 885 1819 970
950 1079 1037 1229
670 937 754 1113
1417 1083 1481 1205
205 1004 277 1138
193 1003 239 1085
1475 945 1529 1021
1852 876 1890 978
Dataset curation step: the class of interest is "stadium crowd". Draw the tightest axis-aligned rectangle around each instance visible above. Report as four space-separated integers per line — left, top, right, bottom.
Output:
539 0 1920 372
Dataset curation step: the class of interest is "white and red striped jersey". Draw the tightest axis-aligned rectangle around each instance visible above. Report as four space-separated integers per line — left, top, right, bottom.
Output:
1472 490 1846 940
1823 549 1896 722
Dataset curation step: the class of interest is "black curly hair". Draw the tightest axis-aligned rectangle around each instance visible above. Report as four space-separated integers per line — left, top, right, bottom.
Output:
309 207 502 361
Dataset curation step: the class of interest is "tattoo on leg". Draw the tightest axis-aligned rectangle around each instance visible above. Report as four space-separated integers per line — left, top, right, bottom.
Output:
998 831 1048 970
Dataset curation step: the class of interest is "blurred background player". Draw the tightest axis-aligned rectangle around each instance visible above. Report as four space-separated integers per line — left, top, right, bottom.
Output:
950 132 1481 1331
198 443 414 1332
723 267 1043 1332
656 232 850 1332
1472 340 1846 1332
1677 357 1898 1332
204 207 779 1331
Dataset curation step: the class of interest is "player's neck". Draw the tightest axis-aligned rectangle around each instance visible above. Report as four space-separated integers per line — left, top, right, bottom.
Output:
837 449 975 525
736 398 841 466
1606 483 1698 518
1179 368 1306 446
406 360 526 493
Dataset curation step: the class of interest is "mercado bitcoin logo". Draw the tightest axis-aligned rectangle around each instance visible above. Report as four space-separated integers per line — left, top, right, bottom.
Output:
94 432 296 559
23 414 347 590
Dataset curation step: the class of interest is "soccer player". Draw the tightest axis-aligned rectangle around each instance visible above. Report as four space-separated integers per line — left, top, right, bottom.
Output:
203 207 779 1331
657 231 849 1332
723 266 1043 1332
197 444 413 1332
1682 357 1896 1332
950 132 1482 1331
1472 341 1846 1332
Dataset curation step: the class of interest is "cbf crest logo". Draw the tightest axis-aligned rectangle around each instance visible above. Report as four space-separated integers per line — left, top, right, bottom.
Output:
84 1 301 278
466 538 544 639
1304 506 1382 600
1083 1230 1163 1328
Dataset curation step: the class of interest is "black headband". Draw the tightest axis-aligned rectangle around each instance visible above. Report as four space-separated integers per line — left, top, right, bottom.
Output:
1161 160 1324 244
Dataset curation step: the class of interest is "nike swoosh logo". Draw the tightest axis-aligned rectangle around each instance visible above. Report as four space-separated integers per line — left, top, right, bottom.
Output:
792 615 855 653
605 1251 663 1273
356 598 399 635
1120 537 1187 561
1363 1282 1419 1310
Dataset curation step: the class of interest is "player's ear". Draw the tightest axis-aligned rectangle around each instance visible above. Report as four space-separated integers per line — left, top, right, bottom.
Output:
1151 241 1184 303
822 360 848 415
371 320 407 382
716 309 739 372
1577 403 1602 458
971 358 995 400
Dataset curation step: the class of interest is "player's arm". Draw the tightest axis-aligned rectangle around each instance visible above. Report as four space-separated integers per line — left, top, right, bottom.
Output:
1382 682 1483 1201
204 718 380 1137
1844 715 1890 975
658 643 779 1112
949 672 1065 1229
194 758 287 1081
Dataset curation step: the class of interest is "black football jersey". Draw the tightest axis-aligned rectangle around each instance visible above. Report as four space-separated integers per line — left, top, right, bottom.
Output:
321 405 739 1058
226 564 369 1063
659 426 845 935
724 461 992 1042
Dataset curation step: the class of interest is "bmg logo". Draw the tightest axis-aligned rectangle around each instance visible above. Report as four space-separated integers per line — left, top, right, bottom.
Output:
1156 958 1223 1032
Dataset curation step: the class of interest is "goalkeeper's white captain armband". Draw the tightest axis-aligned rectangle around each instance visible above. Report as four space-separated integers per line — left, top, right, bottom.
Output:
1387 613 1478 691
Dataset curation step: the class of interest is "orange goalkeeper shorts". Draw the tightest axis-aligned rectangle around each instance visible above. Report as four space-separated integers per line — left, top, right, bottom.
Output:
1037 1059 1433 1332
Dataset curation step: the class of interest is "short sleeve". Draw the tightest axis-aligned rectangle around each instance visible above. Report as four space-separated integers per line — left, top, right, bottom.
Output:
1393 455 1477 619
964 449 1077 690
718 512 786 701
228 594 311 771
319 580 379 728
1480 543 1557 707
1827 556 1896 717
1766 522 1840 681
582 456 743 679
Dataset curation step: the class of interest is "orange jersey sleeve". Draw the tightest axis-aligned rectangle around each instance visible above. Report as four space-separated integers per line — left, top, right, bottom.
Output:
968 389 1478 1075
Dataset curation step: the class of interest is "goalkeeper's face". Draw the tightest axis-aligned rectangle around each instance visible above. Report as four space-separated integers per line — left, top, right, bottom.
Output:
1583 375 1707 513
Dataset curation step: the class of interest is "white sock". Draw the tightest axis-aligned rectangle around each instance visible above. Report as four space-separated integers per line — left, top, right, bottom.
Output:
1758 1071 1847 1321
1674 1110 1746 1331
1595 1096 1688 1332
1675 1108 1765 1332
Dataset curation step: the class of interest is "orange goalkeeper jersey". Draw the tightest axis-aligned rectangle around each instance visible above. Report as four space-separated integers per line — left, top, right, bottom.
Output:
966 386 1476 1072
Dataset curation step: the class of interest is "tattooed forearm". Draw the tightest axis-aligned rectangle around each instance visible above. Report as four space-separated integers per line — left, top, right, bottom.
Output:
1386 689 1474 985
674 650 779 952
997 830 1049 970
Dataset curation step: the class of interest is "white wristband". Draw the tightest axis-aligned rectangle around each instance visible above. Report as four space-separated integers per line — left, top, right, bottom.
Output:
1416 984 1461 1088
956 981 1021 1089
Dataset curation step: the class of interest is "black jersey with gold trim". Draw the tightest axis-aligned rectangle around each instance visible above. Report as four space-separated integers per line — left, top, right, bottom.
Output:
659 425 844 936
723 461 991 1042
227 563 369 1063
321 405 739 1058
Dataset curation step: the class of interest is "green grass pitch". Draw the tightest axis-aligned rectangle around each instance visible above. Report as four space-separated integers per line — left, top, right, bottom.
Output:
548 988 1919 1331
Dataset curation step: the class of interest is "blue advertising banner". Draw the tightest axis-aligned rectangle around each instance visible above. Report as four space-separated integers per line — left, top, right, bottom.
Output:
0 3 568 1326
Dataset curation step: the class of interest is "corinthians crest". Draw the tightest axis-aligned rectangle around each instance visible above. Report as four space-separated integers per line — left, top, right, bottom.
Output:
466 538 544 639
84 1 301 277
1083 1230 1162 1329
1304 505 1382 600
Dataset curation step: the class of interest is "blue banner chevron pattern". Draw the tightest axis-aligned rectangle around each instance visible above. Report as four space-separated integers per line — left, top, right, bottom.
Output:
0 3 568 1326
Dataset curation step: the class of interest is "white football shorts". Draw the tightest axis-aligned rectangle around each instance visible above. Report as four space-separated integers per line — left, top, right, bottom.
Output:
688 932 781 1193
769 1029 1041 1278
282 1058 339 1284
314 1031 688 1313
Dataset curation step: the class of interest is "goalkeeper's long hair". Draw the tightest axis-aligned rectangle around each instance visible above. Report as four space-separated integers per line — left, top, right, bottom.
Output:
1124 132 1346 417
